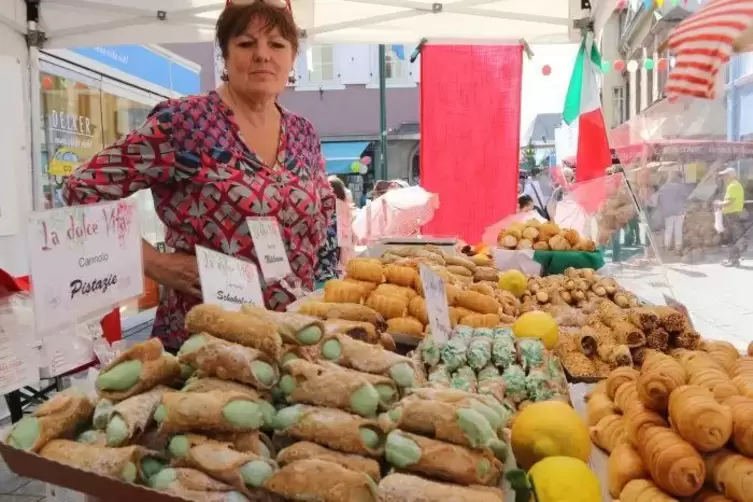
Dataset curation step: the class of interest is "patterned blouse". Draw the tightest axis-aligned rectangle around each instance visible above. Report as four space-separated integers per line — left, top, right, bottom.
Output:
64 91 335 350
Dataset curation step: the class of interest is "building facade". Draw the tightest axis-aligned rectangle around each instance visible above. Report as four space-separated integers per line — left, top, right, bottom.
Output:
166 42 421 190
727 54 753 142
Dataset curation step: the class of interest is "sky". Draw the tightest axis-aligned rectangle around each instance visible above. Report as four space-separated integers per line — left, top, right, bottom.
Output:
520 44 580 138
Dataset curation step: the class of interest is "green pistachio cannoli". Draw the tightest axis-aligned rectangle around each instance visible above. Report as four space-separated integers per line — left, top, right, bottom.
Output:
466 337 493 371
154 390 270 435
502 364 528 403
264 458 378 502
273 404 386 457
378 473 505 502
441 337 468 372
451 366 477 393
76 430 107 446
451 326 474 340
92 398 114 430
472 328 494 339
428 365 452 387
477 364 500 382
516 338 545 371
317 361 398 411
525 368 556 402
420 337 441 368
150 467 264 502
491 333 516 370
385 430 502 486
105 385 170 447
241 305 325 346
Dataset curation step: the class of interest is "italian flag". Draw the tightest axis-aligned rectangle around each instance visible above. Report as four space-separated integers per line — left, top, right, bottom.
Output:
563 33 612 184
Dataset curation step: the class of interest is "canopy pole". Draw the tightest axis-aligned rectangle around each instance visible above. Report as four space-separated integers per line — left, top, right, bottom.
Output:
26 0 47 212
378 44 388 181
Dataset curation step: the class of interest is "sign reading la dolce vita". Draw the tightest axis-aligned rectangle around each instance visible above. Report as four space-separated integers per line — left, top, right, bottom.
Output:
28 200 144 334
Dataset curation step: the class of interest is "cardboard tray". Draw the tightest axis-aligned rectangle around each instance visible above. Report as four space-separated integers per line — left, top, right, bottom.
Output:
0 442 188 502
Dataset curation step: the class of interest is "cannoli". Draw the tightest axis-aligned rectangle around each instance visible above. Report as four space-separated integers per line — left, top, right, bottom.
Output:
428 365 452 387
477 373 507 403
627 307 659 331
344 277 378 297
473 267 500 283
577 326 598 357
105 385 170 447
211 431 275 458
185 304 282 358
455 291 500 315
378 473 505 502
452 366 478 393
323 303 386 329
445 255 477 271
502 365 528 403
366 294 408 319
517 338 545 371
183 377 268 401
92 398 114 430
386 317 424 337
150 467 258 502
611 320 646 347
279 359 381 417
298 300 335 318
95 338 181 401
276 441 381 481
155 390 274 434
385 430 502 486
652 306 688 332
325 278 367 304
381 391 507 458
265 458 378 502
525 369 556 402
6 389 94 452
279 344 320 365
76 430 108 446
179 334 279 390
452 325 475 340
491 332 516 369
374 283 417 302
167 434 278 496
40 439 164 484
441 336 469 371
346 258 384 283
317 361 399 410
447 265 473 277
467 336 493 371
318 333 419 388
478 364 500 382
460 313 501 328
273 404 386 457
420 337 441 368
325 319 379 345
240 305 324 346
384 264 420 287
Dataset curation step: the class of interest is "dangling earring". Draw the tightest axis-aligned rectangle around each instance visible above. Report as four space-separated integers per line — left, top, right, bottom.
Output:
222 68 229 82
288 68 296 84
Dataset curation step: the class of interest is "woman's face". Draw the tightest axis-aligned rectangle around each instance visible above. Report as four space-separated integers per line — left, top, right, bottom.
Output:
226 18 295 97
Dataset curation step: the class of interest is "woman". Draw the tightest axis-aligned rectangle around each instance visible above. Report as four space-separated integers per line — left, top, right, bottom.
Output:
63 2 334 352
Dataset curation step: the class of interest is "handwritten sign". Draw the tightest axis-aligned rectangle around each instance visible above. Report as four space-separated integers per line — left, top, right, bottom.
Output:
196 245 264 311
0 308 40 395
27 200 143 334
247 217 292 282
419 264 452 344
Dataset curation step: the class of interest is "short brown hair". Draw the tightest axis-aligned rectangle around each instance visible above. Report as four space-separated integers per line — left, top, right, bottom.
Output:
216 3 300 59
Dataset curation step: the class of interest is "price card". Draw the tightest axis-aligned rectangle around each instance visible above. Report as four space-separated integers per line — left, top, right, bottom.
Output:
27 200 143 334
196 245 264 310
0 308 40 395
247 217 292 282
419 264 452 344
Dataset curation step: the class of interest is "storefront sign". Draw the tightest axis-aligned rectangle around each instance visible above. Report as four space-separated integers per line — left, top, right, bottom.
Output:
28 200 144 334
419 264 452 343
247 217 293 283
196 245 264 311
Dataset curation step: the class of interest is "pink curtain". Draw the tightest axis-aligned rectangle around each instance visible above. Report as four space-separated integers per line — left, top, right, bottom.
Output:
420 45 524 244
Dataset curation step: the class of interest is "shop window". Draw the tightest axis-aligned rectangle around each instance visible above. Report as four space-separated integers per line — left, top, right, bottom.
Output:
369 45 414 87
612 86 627 127
296 44 343 90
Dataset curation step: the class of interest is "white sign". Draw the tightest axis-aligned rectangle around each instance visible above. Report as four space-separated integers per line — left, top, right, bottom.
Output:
0 303 41 395
419 264 452 344
27 200 144 334
335 199 353 246
196 245 264 310
247 217 292 282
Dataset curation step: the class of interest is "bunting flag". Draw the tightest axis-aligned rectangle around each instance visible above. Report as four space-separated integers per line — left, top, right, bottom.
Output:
563 33 612 184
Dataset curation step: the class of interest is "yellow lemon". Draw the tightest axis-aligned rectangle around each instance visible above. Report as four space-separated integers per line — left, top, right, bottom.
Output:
498 269 528 298
510 401 591 470
512 311 559 349
528 456 602 502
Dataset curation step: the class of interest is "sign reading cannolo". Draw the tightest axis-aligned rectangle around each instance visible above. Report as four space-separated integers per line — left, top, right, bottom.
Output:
246 217 293 282
27 200 143 334
196 245 264 311
419 264 452 344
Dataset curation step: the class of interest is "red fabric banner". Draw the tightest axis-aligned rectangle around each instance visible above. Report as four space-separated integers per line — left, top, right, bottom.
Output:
420 45 524 244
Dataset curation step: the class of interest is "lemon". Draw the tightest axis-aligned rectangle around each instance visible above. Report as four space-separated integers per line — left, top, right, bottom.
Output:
528 457 602 502
498 269 528 298
512 311 558 349
510 401 591 470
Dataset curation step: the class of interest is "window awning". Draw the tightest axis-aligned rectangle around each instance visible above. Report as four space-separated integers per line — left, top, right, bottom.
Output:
322 141 369 175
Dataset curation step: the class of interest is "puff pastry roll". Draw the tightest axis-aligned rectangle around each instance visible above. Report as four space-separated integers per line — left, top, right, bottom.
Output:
346 258 384 283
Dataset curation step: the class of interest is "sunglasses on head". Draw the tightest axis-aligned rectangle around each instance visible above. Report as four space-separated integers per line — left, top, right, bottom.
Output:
226 0 289 9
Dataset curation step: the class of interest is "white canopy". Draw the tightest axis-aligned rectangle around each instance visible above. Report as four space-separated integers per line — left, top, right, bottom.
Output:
1 0 585 48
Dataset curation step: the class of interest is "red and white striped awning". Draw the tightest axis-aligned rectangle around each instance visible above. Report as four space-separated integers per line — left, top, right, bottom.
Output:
666 0 753 100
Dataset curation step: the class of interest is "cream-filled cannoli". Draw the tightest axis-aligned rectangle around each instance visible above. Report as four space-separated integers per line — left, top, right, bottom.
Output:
378 473 505 502
279 359 380 417
324 319 380 345
6 389 94 452
317 334 419 389
167 434 278 497
211 431 275 458
185 304 282 358
276 441 381 481
179 334 279 391
105 385 170 446
385 430 502 486
240 305 324 346
317 361 398 410
264 459 378 502
155 390 273 434
92 398 114 430
76 430 108 446
273 404 386 457
96 338 181 401
40 440 165 484
182 377 267 400
150 468 264 502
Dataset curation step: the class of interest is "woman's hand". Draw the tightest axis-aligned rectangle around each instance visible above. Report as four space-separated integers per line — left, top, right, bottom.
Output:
142 240 202 298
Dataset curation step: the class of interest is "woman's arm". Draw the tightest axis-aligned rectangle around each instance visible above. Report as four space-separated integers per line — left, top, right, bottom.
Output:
142 239 201 298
